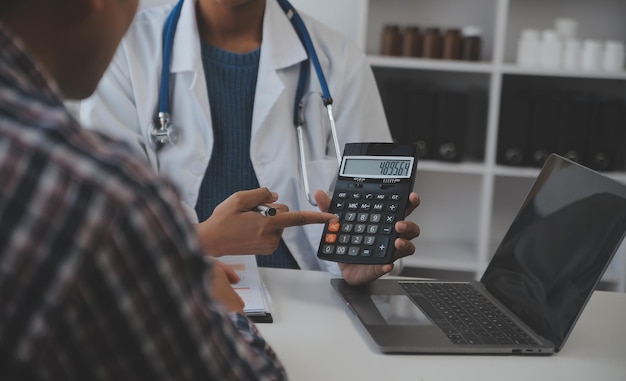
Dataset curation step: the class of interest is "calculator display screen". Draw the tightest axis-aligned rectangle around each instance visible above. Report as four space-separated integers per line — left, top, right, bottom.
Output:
340 156 414 179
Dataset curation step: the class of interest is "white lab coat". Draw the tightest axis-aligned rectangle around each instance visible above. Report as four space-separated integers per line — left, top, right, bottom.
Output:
80 0 392 274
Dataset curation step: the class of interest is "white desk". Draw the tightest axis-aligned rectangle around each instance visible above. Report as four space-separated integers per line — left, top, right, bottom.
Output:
257 268 626 381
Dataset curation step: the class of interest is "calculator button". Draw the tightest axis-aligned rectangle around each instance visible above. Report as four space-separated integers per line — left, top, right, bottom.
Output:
385 215 396 223
321 245 334 254
364 236 376 245
351 193 362 199
391 194 400 201
341 223 354 232
328 222 340 232
336 246 347 255
361 248 372 256
344 212 356 222
366 225 378 234
347 202 359 210
382 225 393 234
357 213 369 222
365 193 374 200
360 203 371 211
376 238 390 257
324 234 337 243
375 194 386 200
348 246 360 256
338 234 350 244
373 203 384 211
354 224 366 233
351 235 363 244
337 192 348 199
370 214 381 223
334 201 345 210
388 204 398 212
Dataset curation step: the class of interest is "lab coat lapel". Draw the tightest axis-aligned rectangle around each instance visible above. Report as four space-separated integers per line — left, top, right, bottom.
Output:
252 0 307 139
170 0 213 145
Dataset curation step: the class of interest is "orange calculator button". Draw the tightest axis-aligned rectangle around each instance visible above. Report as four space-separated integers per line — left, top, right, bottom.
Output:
325 233 337 243
328 222 341 232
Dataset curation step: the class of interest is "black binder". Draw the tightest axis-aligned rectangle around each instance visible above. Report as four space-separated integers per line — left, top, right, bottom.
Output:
557 95 591 164
528 91 562 167
465 87 488 161
497 87 532 166
380 80 408 143
587 100 626 171
405 85 437 159
434 91 468 162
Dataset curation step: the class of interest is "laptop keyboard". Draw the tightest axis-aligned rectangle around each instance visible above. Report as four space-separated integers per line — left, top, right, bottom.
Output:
400 282 539 346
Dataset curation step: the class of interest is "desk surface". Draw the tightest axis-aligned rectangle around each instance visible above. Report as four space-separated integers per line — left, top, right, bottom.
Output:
257 268 626 381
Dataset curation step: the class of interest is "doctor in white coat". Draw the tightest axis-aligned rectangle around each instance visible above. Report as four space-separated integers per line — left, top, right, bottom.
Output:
80 0 420 284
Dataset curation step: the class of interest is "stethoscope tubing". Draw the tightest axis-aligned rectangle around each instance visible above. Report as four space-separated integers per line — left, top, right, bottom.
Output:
155 0 341 206
159 0 184 114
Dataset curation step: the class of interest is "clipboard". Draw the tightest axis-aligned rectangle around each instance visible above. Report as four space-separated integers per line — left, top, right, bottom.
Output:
217 255 274 323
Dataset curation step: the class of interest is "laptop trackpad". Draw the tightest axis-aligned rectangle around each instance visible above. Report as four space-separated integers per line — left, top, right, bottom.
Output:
370 294 433 326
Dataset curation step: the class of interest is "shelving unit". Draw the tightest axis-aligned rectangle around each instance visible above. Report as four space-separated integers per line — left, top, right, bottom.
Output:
294 0 626 291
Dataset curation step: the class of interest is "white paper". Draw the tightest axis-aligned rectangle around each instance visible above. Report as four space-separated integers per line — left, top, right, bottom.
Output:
217 255 272 316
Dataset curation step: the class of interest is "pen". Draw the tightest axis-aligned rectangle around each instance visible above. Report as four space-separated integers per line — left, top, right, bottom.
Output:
253 204 277 217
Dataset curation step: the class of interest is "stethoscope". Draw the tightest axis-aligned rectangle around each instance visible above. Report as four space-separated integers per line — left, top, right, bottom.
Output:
150 0 341 206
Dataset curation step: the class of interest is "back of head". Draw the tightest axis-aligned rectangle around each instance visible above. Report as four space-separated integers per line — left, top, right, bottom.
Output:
0 0 139 100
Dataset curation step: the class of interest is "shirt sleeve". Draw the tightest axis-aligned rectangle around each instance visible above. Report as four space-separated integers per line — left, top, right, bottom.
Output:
72 181 287 381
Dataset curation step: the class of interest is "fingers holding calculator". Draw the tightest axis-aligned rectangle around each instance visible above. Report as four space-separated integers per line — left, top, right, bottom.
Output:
317 143 419 265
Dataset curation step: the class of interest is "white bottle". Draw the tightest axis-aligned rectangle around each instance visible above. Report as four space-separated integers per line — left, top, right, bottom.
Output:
603 40 625 72
516 29 540 67
562 38 581 71
554 18 578 40
581 39 603 72
539 30 562 70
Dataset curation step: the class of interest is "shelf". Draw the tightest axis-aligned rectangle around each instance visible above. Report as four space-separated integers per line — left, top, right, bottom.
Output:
603 259 623 284
419 160 486 175
493 165 541 178
403 241 480 273
300 0 626 292
494 164 626 184
502 64 626 80
368 55 494 73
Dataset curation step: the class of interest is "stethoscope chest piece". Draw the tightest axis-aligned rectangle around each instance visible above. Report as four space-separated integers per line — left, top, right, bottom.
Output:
150 111 178 147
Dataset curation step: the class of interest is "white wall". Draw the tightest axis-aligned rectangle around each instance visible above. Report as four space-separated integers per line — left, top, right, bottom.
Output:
290 0 366 48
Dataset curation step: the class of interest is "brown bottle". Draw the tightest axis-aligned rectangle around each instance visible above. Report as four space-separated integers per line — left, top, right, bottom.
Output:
401 26 422 57
442 28 462 60
422 27 442 59
380 25 402 56
461 26 482 61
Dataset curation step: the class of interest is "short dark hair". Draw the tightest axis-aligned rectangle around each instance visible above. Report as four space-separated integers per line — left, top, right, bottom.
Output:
0 0 27 13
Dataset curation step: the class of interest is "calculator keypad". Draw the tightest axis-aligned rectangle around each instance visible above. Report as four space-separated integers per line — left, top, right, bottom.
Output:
319 191 403 263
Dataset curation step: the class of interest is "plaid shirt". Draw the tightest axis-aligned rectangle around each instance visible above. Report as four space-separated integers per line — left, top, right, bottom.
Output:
0 23 286 380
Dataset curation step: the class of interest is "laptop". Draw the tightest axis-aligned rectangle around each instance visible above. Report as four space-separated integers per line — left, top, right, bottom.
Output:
331 154 626 355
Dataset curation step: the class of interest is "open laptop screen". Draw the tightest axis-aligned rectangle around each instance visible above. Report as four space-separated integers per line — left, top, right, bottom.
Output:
481 155 626 351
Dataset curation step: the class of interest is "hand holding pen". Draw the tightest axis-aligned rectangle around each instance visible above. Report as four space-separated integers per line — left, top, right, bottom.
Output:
196 187 336 257
254 204 277 217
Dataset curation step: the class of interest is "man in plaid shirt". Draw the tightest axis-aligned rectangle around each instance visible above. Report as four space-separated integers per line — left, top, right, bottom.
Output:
0 0 337 379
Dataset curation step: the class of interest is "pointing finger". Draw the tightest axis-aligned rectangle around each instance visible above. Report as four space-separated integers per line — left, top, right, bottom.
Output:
271 210 337 228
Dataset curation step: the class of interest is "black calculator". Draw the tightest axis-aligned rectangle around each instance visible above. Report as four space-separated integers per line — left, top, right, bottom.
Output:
317 143 418 264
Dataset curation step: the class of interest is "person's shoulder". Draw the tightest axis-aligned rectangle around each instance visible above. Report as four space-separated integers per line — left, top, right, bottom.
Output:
121 2 175 45
134 2 175 25
55 123 181 213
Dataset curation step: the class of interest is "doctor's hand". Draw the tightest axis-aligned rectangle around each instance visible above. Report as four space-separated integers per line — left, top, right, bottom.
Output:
314 189 421 286
197 187 336 257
